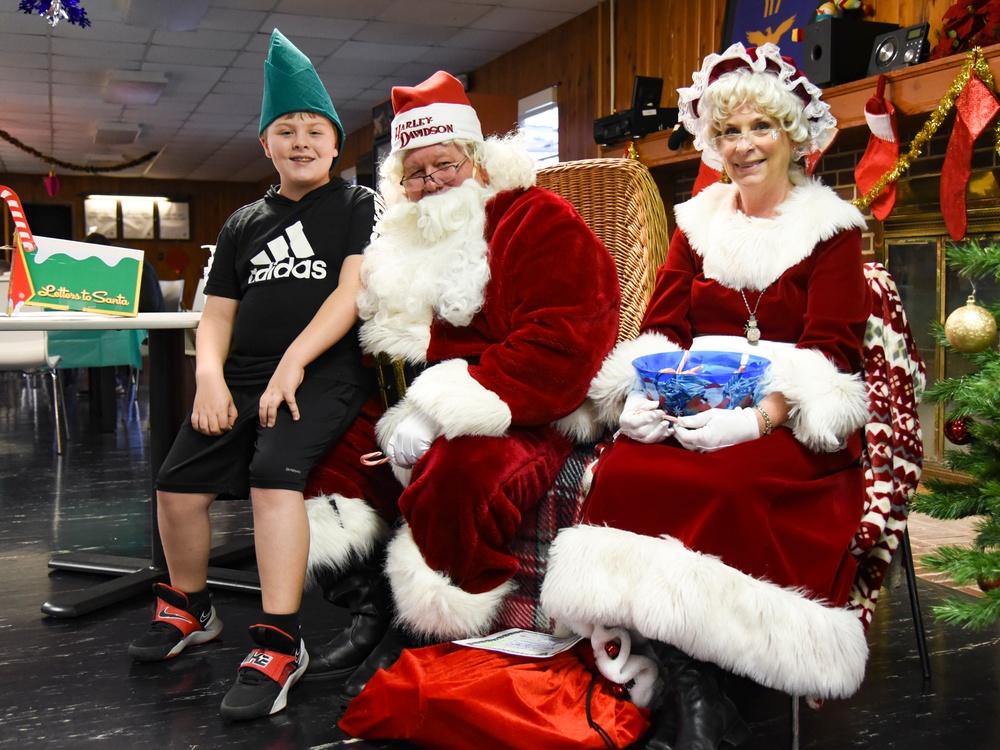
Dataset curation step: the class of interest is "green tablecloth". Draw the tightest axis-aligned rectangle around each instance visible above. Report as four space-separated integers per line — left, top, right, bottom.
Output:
47 329 146 369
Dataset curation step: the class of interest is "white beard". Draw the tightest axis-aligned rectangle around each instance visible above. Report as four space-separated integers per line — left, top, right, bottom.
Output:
357 179 494 363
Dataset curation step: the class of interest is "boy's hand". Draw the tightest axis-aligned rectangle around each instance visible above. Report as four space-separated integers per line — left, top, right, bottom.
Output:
259 359 305 427
191 379 237 436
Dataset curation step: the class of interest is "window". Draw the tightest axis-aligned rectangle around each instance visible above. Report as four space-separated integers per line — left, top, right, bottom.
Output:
519 86 559 167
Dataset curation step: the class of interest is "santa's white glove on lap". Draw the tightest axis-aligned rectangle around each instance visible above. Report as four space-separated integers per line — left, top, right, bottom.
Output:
673 407 760 453
387 410 443 467
619 391 674 444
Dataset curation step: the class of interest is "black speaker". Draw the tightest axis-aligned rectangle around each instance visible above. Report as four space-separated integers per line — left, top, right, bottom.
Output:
802 18 899 87
867 23 929 76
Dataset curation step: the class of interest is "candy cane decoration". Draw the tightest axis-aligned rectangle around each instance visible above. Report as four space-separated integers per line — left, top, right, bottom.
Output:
1 186 37 252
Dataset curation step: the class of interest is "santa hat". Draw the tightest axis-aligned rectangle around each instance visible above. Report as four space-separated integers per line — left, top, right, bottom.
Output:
854 75 899 221
678 43 838 192
390 71 483 153
258 29 345 164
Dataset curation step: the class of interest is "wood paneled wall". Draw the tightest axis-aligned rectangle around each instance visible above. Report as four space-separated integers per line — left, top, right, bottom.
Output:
0 172 262 308
451 0 957 164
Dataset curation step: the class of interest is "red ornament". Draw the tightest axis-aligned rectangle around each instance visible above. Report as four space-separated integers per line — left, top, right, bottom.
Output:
944 416 973 445
43 170 59 197
977 576 1000 592
604 640 621 659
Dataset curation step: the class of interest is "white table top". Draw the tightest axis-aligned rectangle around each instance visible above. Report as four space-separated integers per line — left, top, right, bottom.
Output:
0 311 201 331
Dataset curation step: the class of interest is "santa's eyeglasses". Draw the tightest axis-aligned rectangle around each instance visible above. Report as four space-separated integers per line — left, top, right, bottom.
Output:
400 157 470 192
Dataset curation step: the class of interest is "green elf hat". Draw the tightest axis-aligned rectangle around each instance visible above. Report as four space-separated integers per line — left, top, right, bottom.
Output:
259 29 345 162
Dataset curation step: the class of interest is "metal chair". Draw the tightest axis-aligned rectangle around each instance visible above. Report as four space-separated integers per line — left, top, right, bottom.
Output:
0 330 67 453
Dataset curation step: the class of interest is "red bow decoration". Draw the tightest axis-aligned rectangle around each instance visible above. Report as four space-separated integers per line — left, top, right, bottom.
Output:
940 73 1000 240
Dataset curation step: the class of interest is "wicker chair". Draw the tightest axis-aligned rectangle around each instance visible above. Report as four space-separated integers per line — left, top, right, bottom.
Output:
496 157 669 632
535 158 668 343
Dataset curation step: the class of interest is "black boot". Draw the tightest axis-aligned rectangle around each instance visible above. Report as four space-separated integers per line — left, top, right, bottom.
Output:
652 643 750 750
338 625 420 706
304 552 393 682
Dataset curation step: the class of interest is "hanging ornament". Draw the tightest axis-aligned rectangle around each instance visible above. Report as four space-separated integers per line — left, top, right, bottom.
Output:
17 1 91 28
945 294 998 353
43 170 59 198
977 575 1000 592
944 416 974 445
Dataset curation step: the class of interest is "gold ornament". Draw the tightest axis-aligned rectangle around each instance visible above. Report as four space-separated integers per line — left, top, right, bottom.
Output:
945 294 998 353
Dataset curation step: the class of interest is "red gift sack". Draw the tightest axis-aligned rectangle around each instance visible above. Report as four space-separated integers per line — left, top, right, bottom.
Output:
339 641 650 749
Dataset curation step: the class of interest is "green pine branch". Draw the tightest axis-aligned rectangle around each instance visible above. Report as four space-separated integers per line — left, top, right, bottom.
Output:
944 240 1000 283
931 589 1000 630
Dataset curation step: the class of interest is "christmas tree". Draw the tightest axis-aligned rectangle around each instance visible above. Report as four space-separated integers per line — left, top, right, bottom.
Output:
910 239 1000 629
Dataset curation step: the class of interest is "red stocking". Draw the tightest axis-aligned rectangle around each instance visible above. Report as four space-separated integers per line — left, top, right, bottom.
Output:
854 75 899 221
941 74 1000 240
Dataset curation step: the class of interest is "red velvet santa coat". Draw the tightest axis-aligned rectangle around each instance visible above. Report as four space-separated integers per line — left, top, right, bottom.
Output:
306 184 620 641
541 179 874 702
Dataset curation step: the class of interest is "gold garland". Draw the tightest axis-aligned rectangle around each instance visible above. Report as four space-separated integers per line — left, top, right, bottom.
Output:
853 47 995 211
0 127 159 174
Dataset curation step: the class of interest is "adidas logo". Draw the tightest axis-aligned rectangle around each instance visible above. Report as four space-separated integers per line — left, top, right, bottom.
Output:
248 221 327 284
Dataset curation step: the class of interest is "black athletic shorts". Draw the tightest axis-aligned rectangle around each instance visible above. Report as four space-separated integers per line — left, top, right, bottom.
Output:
156 375 367 499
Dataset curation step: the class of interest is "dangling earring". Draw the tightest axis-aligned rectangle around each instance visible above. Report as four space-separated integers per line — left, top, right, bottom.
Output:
720 169 731 183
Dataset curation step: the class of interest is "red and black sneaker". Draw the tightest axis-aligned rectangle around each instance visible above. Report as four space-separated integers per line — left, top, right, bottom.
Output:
220 624 309 721
128 582 223 663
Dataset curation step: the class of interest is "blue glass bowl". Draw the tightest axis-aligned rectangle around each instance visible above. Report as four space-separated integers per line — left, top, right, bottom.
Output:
633 350 771 417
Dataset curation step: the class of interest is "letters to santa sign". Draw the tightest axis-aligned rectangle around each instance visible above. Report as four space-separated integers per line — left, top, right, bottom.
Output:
3 186 143 317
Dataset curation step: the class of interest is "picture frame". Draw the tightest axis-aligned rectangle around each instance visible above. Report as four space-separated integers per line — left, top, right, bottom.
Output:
721 0 818 70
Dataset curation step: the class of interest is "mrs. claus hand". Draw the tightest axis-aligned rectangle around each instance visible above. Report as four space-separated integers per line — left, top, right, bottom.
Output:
673 407 760 453
619 391 674 444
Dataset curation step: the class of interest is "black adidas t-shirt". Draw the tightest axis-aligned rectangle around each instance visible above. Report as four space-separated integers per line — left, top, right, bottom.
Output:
205 177 375 387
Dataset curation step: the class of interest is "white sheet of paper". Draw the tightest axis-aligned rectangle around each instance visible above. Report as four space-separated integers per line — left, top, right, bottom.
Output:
453 628 582 658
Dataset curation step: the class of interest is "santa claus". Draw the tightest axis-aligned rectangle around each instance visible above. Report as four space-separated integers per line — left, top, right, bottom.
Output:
301 70 621 700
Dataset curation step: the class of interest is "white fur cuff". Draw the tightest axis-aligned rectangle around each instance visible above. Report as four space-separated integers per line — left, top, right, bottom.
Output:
404 358 511 438
304 494 390 586
769 347 869 452
587 332 680 430
386 523 514 640
540 525 868 699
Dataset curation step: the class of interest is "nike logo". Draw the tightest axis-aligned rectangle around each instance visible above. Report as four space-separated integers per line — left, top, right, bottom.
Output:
157 606 193 623
199 609 212 625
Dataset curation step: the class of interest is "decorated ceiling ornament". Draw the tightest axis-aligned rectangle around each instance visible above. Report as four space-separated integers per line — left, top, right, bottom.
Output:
18 0 90 28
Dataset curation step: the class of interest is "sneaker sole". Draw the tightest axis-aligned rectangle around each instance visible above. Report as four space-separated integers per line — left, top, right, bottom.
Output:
128 613 224 663
220 641 309 721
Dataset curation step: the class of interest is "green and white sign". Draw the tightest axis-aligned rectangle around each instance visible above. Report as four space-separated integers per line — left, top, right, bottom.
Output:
18 235 143 317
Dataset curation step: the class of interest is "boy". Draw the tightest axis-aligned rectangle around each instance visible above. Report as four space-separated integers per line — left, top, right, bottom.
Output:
127 29 376 722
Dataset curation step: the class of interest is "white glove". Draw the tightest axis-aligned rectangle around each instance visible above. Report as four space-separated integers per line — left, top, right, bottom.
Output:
387 410 443 468
673 407 760 453
619 391 674 444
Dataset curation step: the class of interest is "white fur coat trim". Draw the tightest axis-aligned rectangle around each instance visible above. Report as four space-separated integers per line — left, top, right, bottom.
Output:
675 180 868 291
303 494 390 586
769 346 869 451
386 523 514 640
587 332 680 430
540 525 868 699
401 358 512 439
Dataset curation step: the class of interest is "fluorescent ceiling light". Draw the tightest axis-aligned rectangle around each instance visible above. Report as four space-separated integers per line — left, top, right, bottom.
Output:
94 122 142 145
104 71 168 105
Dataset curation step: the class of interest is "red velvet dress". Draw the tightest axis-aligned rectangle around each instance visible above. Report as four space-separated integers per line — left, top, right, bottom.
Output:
539 179 875 701
583 220 868 604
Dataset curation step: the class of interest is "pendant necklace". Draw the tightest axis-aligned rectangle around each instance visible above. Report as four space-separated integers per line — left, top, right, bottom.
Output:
740 288 765 344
